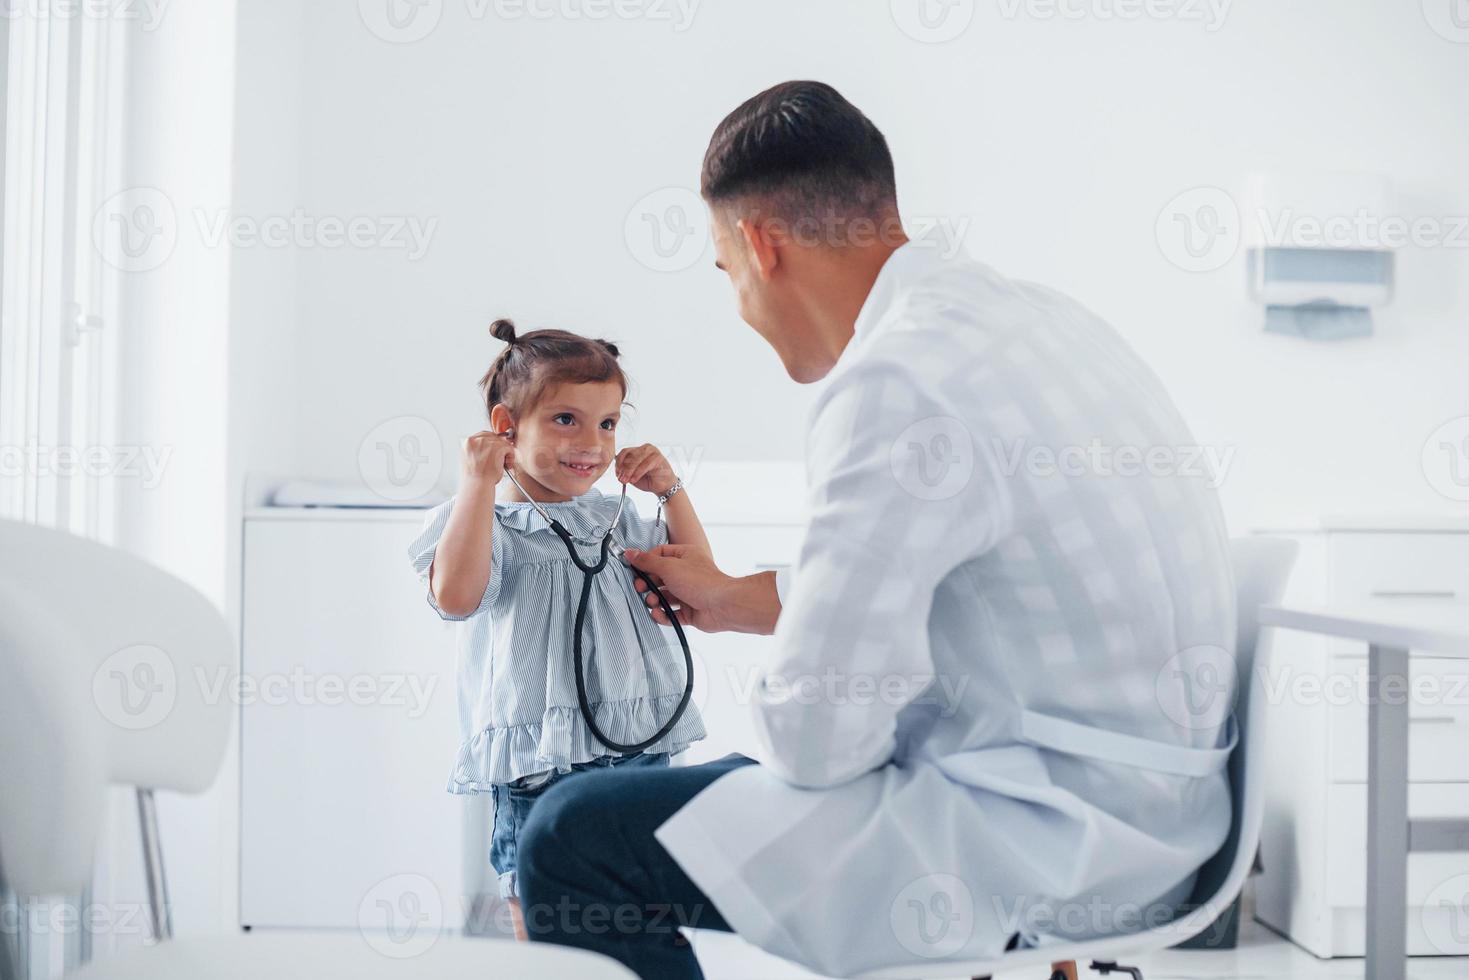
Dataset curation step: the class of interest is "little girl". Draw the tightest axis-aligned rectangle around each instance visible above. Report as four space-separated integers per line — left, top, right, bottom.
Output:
407 319 708 939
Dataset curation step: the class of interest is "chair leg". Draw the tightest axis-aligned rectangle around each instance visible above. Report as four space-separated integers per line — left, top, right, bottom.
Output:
137 788 173 942
1050 961 1079 980
1090 960 1143 980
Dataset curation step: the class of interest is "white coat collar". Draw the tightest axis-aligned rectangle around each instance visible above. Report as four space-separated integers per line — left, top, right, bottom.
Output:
850 240 953 346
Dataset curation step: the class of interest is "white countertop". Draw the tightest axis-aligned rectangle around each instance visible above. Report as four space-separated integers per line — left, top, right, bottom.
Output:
1250 513 1469 534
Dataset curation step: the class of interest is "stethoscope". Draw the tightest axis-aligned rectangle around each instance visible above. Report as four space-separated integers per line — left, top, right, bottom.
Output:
499 437 694 755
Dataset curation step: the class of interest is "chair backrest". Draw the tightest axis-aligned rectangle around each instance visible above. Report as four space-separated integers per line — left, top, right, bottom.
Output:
0 520 235 895
1182 535 1298 910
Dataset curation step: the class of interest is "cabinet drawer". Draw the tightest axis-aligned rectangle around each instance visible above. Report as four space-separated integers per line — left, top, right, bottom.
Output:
1330 533 1469 605
1325 533 1469 657
1333 528 1469 605
704 523 800 576
1327 653 1469 782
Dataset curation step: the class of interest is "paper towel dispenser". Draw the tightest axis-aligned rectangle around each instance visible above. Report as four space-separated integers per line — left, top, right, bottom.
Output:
1245 173 1395 340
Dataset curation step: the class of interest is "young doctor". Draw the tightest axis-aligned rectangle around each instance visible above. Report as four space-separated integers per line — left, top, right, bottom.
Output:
514 81 1237 980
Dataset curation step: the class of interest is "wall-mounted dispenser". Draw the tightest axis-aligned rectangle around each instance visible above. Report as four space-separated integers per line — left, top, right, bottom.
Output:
1244 173 1395 340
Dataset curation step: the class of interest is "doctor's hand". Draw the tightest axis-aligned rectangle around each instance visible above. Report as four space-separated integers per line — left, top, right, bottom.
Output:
625 544 781 637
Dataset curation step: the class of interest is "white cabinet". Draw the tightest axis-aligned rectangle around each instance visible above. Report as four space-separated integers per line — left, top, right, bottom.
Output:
1253 522 1469 957
239 511 469 930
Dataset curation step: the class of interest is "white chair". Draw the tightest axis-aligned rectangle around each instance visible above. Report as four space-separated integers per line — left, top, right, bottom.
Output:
861 535 1300 980
0 519 635 979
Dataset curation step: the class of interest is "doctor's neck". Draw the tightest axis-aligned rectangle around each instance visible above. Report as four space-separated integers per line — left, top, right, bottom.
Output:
783 229 908 379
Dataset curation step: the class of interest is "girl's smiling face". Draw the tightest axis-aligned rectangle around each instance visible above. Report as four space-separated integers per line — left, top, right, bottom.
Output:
491 380 623 501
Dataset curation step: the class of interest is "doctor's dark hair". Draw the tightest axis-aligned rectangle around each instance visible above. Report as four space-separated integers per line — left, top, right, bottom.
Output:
479 319 627 421
700 80 898 223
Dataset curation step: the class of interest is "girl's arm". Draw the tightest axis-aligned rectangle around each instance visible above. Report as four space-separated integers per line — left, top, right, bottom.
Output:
657 484 711 558
616 444 712 559
432 431 515 617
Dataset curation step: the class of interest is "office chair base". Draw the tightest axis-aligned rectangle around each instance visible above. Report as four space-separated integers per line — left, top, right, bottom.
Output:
972 960 1078 980
1090 960 1143 980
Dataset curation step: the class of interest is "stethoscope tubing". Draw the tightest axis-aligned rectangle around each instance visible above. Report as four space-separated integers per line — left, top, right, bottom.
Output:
503 460 694 754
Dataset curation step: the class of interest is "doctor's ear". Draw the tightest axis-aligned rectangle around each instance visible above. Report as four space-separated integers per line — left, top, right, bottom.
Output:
737 216 781 281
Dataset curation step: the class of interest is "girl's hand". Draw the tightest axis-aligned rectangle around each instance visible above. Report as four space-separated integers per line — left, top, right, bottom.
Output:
462 430 515 484
615 444 676 495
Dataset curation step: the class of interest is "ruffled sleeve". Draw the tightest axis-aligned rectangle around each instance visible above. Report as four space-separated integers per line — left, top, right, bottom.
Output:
406 496 512 621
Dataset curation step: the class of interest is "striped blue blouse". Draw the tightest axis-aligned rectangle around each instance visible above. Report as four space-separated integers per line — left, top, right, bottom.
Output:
407 487 705 793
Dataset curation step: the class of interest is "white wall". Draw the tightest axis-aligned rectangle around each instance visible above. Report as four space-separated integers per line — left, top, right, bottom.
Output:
229 0 1469 533
187 0 1469 946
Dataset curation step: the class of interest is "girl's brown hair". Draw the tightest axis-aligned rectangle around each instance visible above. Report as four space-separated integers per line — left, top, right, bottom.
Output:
479 319 628 421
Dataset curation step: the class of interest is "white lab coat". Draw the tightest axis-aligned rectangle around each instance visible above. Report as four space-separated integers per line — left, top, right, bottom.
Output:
655 243 1237 976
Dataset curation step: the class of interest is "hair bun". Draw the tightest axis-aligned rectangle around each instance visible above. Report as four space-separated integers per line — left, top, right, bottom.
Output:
490 318 518 344
602 339 620 358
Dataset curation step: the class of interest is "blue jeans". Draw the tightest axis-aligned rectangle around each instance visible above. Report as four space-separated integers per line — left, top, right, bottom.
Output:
490 751 669 899
517 753 757 980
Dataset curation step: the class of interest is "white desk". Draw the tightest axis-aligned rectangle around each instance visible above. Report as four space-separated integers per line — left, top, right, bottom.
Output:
1260 602 1469 980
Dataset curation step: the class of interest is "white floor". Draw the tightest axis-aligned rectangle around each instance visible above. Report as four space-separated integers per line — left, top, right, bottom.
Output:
690 918 1469 980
